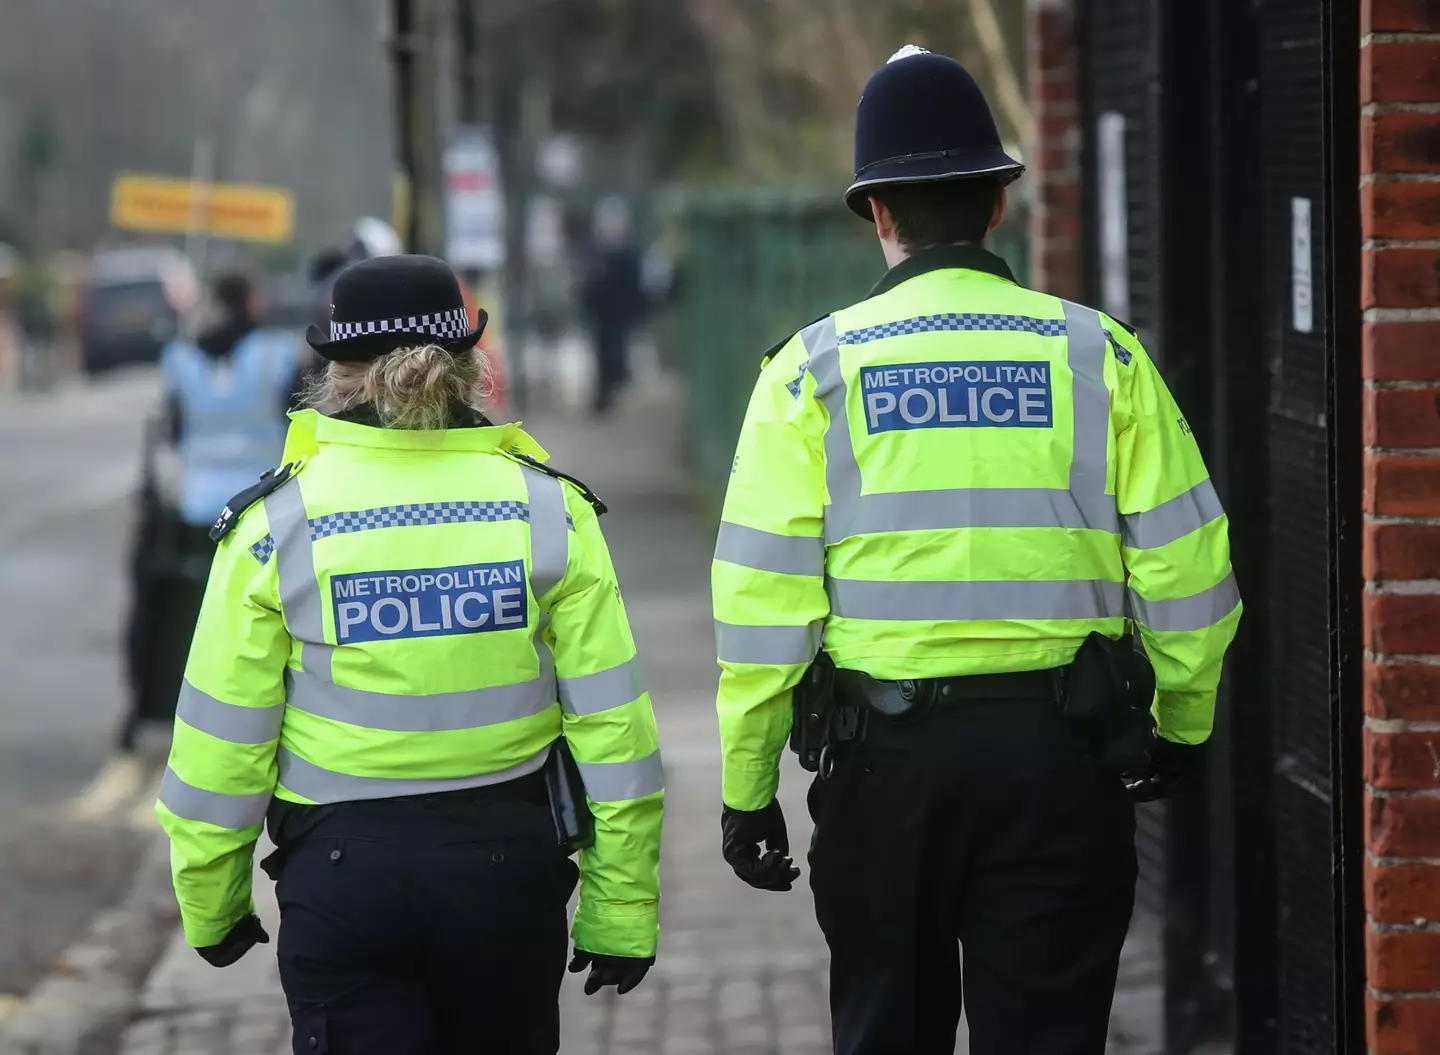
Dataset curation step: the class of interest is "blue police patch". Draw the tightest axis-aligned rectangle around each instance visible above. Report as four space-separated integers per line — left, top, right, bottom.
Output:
860 360 1053 434
331 561 528 644
1106 331 1133 365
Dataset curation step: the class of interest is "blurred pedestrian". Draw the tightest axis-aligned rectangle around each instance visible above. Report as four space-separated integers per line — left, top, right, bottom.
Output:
121 269 299 749
579 196 646 416
156 255 663 1053
712 46 1240 1055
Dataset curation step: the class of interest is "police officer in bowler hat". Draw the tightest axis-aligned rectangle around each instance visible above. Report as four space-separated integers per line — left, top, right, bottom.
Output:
712 47 1240 1055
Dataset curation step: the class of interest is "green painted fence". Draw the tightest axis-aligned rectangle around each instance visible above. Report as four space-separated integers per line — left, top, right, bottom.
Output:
668 189 1029 502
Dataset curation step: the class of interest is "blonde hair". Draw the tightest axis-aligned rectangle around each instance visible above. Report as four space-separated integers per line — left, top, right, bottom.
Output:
305 344 494 430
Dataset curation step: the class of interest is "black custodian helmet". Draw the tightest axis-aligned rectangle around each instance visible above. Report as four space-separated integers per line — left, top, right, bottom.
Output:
845 46 1024 220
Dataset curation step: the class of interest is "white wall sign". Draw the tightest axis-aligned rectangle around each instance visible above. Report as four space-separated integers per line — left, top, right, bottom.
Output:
1291 197 1314 334
444 129 504 270
1097 112 1131 322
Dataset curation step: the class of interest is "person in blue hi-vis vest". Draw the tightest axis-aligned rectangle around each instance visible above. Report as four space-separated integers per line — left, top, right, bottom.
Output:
122 270 302 750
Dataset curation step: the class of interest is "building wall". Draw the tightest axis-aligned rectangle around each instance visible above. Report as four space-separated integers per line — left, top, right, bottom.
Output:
1025 0 1084 301
1362 3 1440 1053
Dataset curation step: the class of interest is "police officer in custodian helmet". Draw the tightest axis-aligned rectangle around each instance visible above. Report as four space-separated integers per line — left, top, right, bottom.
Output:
157 255 663 1053
712 47 1240 1055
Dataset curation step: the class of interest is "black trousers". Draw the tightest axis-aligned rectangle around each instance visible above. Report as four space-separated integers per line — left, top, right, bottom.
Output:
274 794 577 1055
807 696 1138 1055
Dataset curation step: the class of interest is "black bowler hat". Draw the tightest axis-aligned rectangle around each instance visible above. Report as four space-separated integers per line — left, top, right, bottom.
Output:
306 254 487 362
845 46 1024 220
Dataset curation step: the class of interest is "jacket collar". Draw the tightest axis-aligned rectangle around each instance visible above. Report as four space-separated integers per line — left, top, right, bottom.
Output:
280 408 550 464
868 244 1018 299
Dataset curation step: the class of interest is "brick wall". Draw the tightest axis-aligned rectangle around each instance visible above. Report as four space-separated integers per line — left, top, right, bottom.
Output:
1363 2 1440 1053
1026 0 1084 301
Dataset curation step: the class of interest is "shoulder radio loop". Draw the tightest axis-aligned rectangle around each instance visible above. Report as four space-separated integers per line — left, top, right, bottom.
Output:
510 454 608 517
209 462 297 542
760 313 829 369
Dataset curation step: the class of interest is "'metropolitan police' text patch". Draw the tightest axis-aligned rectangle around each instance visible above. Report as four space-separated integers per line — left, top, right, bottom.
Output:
861 360 1052 433
331 561 528 643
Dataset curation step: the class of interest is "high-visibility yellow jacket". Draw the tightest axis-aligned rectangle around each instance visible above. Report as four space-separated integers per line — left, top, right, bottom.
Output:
157 408 663 958
713 246 1241 810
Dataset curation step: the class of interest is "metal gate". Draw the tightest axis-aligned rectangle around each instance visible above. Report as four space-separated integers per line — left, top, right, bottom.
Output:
1077 0 1363 1051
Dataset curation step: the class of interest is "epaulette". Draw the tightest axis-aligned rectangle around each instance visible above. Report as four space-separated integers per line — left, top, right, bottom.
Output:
508 453 608 516
760 314 828 369
1108 316 1139 339
209 462 298 542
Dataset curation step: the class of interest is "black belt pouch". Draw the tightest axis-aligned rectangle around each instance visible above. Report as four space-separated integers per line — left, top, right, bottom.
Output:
544 738 596 854
1064 631 1158 777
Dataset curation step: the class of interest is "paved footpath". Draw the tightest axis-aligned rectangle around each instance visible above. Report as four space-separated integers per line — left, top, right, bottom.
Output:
114 374 1160 1055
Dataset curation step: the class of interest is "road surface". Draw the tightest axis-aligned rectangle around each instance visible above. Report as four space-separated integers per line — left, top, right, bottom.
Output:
0 369 168 1007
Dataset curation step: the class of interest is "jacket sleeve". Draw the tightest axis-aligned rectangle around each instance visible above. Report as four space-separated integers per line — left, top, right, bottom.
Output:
713 332 830 811
543 488 663 960
1110 325 1242 744
156 508 287 947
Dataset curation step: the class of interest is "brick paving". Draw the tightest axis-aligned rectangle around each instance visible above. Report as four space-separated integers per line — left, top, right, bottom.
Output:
113 375 1160 1054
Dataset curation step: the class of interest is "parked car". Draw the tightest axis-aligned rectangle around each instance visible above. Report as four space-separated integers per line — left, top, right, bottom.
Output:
79 247 196 375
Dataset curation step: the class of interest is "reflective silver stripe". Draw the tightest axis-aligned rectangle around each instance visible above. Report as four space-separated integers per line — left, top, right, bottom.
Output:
522 467 570 603
577 749 664 802
827 578 1126 623
158 767 271 829
175 681 284 744
521 466 568 712
276 744 551 804
559 658 646 717
810 308 1119 543
1129 571 1240 633
840 488 1099 535
286 667 556 732
264 479 334 683
806 316 863 546
1062 301 1118 531
715 620 823 665
1121 478 1226 551
714 522 824 577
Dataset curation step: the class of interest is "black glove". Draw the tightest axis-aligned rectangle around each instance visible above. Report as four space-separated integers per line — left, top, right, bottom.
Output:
1126 738 1205 802
196 913 269 968
721 800 801 892
568 948 654 996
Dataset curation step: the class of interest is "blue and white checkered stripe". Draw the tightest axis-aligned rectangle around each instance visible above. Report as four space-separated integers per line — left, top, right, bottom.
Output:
309 500 536 541
249 534 276 565
839 313 1069 345
330 307 470 342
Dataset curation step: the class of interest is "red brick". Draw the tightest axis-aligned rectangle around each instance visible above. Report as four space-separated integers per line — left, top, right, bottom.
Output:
1369 858 1440 923
1366 247 1440 308
1367 112 1440 175
1368 661 1440 721
1365 182 1440 240
1364 41 1440 104
1369 992 1440 1054
1365 0 1440 34
1033 145 1076 175
1367 322 1440 382
1367 455 1440 515
1369 522 1440 580
1038 112 1079 143
1370 791 1440 856
1368 387 1440 446
1367 593 1440 653
1369 928 1440 992
1369 727 1440 789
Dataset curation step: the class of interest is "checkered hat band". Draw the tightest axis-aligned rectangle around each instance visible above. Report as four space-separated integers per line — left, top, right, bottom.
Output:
330 308 471 343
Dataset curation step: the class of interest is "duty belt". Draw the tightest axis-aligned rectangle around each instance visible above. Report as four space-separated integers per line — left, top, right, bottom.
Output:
833 666 1068 721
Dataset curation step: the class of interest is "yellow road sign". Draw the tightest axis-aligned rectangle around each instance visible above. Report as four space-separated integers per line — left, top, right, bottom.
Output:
110 173 295 244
